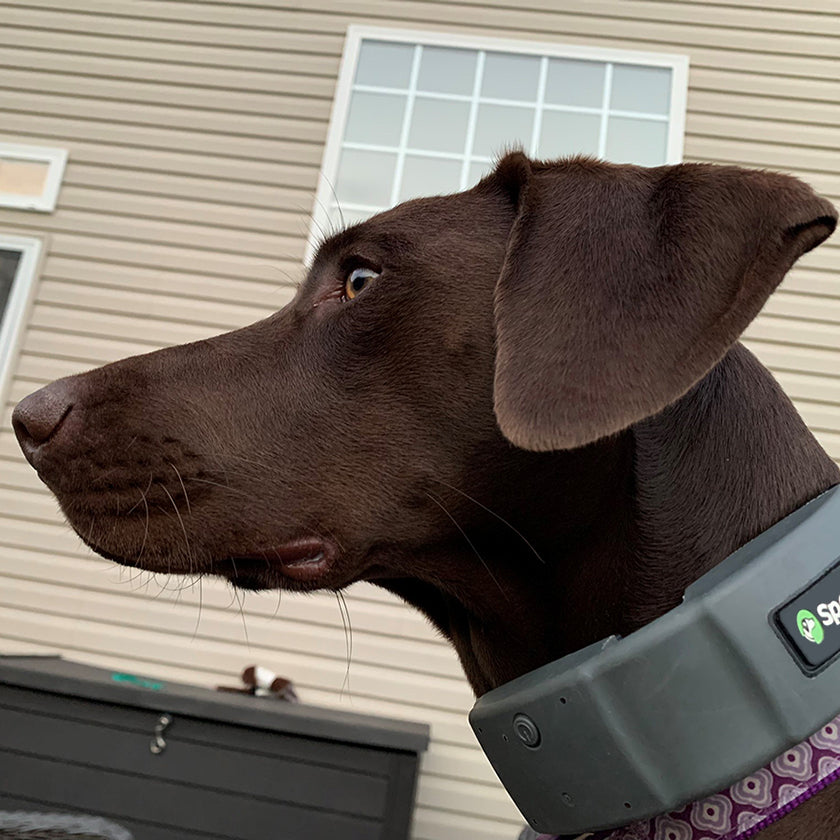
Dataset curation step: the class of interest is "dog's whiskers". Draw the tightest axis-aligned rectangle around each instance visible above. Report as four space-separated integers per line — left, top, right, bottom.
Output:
228 558 251 648
163 574 200 595
424 491 510 602
151 573 173 601
169 462 192 516
192 573 204 641
189 463 347 553
126 474 154 561
336 590 353 700
432 478 545 565
169 463 194 578
85 514 97 547
122 566 143 587
125 495 144 516
299 198 329 247
188 476 252 498
162 484 193 580
320 173 345 235
138 483 151 561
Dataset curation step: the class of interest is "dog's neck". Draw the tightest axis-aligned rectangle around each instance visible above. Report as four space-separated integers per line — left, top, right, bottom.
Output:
628 344 839 625
377 344 840 696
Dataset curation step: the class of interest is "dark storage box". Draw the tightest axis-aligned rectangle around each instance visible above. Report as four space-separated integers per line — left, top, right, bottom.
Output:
0 656 429 840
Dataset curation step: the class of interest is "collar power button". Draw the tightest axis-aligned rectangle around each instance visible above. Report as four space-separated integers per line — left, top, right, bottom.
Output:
514 713 541 748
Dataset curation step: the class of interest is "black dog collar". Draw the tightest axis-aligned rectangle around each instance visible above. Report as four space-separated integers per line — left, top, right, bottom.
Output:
471 486 840 835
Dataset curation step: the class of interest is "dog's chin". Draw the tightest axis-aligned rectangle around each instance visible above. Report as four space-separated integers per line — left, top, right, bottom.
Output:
78 531 342 593
76 535 203 579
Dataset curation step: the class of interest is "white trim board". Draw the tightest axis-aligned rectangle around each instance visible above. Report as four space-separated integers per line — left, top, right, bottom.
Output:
307 26 689 264
0 234 44 407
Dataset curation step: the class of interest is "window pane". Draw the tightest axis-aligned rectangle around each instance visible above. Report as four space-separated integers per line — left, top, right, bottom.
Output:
328 206 374 230
335 148 397 206
408 97 471 153
610 65 671 115
472 103 534 158
0 248 22 314
417 46 477 95
538 110 601 158
481 52 541 101
398 155 463 201
0 159 50 197
544 58 605 108
344 91 406 147
605 117 668 166
355 41 414 89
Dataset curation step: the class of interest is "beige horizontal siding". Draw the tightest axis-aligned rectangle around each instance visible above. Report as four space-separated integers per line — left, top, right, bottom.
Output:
5 0 840 55
1 2 839 839
3 1 839 79
0 26 342 74
1 136 320 191
0 62 338 109
0 208 306 261
2 85 332 129
0 112 325 171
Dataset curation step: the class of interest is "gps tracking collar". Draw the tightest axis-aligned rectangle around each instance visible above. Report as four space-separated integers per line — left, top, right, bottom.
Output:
470 485 840 836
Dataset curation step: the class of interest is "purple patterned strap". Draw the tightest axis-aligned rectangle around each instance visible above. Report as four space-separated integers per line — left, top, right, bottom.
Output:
538 715 840 840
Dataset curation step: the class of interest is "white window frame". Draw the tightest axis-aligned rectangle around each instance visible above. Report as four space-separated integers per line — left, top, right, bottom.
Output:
0 142 68 212
0 234 43 406
308 26 689 263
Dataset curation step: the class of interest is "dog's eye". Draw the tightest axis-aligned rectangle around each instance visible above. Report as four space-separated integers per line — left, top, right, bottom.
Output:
344 267 378 300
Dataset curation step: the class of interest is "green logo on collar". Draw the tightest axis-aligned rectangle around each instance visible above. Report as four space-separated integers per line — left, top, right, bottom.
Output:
797 609 824 645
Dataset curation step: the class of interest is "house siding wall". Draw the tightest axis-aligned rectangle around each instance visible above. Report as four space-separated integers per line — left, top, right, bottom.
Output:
0 3 838 838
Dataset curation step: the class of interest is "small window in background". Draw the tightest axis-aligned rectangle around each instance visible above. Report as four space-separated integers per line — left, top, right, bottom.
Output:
308 27 688 259
0 236 42 405
0 143 68 212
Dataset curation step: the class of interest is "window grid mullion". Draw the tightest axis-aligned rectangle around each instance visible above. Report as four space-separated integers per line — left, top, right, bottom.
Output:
344 142 467 161
529 56 549 158
597 62 614 159
354 85 670 122
459 50 486 190
389 45 424 207
335 201 388 213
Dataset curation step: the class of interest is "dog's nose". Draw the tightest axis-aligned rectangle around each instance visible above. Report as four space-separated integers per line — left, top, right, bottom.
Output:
12 380 75 464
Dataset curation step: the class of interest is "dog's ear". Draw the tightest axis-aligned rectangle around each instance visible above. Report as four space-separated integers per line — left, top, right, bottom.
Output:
491 152 837 451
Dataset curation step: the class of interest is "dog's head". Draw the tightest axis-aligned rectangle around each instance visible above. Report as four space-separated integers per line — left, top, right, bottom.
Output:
12 154 836 685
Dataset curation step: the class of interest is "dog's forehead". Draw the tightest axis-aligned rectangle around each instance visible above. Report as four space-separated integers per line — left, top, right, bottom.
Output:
311 188 495 269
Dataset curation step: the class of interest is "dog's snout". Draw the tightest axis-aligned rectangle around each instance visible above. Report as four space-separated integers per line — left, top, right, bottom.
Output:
12 381 75 464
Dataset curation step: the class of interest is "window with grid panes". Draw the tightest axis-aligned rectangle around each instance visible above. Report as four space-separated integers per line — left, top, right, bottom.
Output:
309 28 688 253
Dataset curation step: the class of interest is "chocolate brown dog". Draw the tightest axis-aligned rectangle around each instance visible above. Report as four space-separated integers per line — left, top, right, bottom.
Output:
12 153 840 836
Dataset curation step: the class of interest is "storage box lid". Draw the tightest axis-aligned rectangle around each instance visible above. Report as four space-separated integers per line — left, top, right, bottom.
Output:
0 655 429 754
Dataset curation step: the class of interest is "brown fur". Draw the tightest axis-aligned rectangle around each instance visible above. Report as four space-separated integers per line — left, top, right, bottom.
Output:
12 154 840 836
